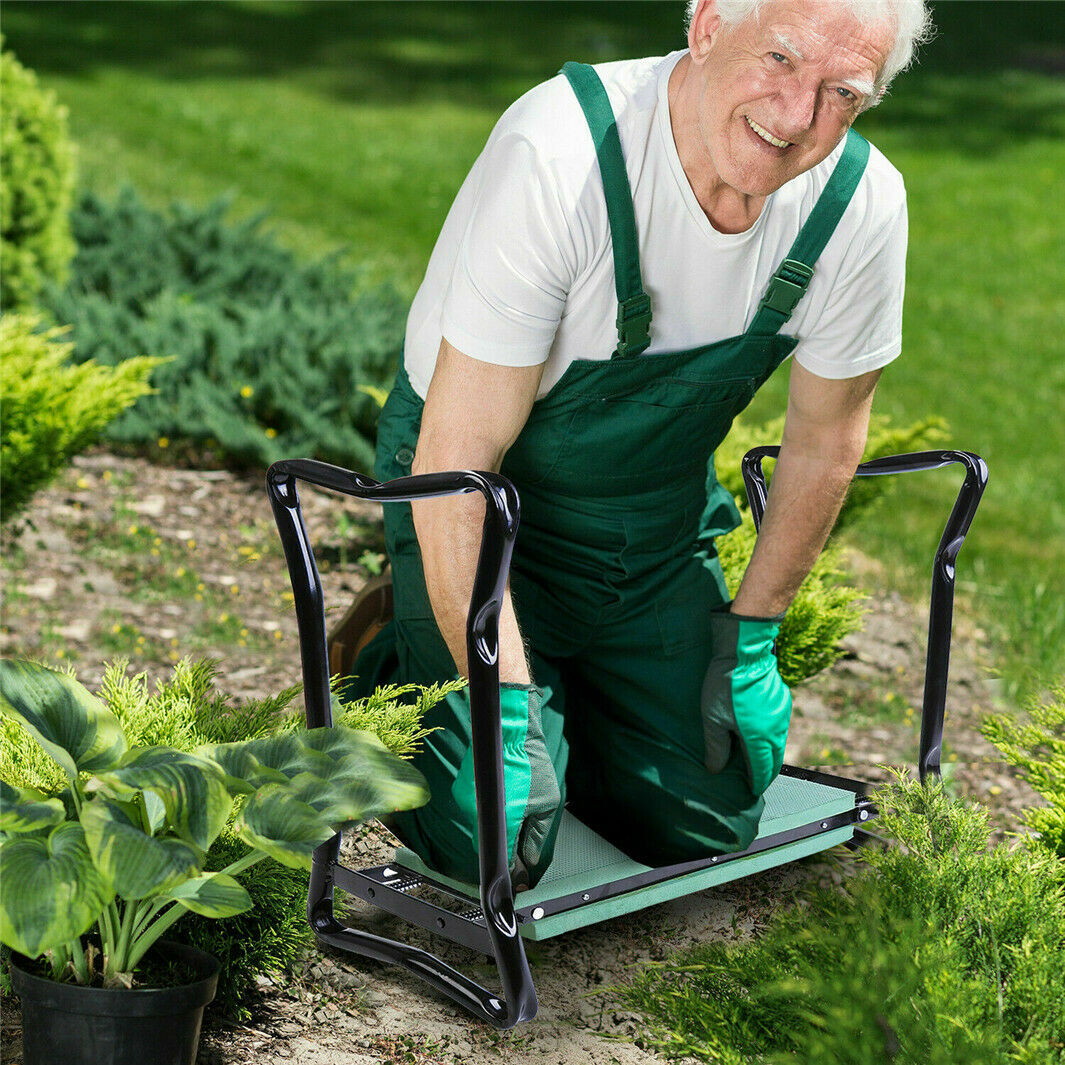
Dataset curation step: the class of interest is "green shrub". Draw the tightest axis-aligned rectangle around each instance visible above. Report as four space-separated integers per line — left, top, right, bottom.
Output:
40 186 408 470
0 655 453 1019
715 413 949 530
0 313 161 522
619 777 1065 1064
0 39 77 311
983 685 1065 860
716 512 864 687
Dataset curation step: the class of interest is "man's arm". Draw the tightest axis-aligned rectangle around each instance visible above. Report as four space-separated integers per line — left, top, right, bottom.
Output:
411 337 544 684
730 361 881 617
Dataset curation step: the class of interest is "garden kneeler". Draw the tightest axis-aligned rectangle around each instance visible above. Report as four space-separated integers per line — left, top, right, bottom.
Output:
266 447 987 1030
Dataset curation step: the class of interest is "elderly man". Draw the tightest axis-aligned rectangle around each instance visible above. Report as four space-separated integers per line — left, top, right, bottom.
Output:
341 0 931 890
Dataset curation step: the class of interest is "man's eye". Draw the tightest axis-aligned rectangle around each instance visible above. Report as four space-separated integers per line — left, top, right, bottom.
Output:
769 52 788 63
835 87 856 100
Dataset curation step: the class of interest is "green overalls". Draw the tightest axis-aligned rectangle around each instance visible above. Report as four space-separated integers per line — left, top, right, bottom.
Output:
348 62 870 889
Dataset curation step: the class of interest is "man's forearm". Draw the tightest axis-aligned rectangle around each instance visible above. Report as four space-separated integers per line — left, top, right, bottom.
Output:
412 492 533 685
730 443 858 617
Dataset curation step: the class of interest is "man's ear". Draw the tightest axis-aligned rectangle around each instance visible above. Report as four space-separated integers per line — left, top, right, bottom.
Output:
688 0 723 63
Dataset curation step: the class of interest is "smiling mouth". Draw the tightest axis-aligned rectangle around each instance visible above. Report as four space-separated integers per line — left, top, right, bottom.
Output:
745 115 792 149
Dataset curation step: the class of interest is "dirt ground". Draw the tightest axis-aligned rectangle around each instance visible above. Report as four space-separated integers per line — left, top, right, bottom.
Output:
0 450 1038 1065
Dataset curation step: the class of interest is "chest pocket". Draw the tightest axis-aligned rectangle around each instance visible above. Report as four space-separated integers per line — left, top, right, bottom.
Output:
531 372 757 495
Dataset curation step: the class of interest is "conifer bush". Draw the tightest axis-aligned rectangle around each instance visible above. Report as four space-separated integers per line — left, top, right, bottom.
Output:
0 656 456 1019
983 685 1065 860
40 186 407 471
0 38 77 311
620 776 1065 1064
0 313 161 522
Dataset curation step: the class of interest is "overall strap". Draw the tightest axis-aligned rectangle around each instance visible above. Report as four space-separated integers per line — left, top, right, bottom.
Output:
561 61 652 358
747 127 871 337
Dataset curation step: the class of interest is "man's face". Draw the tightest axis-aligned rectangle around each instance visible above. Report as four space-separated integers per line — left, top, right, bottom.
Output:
687 0 894 197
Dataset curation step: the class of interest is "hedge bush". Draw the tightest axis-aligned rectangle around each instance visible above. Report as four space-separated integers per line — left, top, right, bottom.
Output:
0 313 161 522
0 655 458 1019
41 186 408 471
0 39 77 311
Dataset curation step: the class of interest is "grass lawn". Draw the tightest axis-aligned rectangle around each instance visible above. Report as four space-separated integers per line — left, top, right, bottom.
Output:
4 1 1064 696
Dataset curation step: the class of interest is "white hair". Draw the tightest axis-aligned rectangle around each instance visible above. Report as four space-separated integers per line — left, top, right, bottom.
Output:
683 0 934 99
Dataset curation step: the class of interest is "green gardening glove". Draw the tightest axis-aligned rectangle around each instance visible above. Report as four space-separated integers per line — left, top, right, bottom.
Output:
701 602 792 796
450 683 563 890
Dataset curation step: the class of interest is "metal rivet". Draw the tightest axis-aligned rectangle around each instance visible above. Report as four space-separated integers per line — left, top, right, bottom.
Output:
395 446 414 465
711 856 718 863
366 887 375 898
436 917 446 929
859 810 870 821
820 821 828 830
582 893 590 902
532 907 545 920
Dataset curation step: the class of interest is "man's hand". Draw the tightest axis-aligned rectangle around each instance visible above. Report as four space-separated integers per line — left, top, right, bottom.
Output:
701 603 791 796
412 337 544 683
731 361 882 617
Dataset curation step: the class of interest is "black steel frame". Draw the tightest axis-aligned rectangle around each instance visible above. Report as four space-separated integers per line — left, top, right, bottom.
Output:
265 448 987 1028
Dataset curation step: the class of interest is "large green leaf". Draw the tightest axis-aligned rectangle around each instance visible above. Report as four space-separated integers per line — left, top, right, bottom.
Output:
154 872 252 918
0 660 127 779
88 747 233 851
0 823 112 956
197 733 333 790
80 798 202 900
0 780 66 834
235 785 336 869
200 727 428 815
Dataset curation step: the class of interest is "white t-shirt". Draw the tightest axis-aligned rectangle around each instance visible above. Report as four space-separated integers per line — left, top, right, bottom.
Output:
404 51 907 402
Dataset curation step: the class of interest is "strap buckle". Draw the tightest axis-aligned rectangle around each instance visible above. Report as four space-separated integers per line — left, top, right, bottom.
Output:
758 259 815 320
615 292 652 358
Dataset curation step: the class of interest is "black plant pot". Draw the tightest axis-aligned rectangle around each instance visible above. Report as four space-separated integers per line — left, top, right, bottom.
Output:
9 940 220 1065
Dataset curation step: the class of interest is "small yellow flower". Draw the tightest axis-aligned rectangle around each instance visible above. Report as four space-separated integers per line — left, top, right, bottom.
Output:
240 628 248 637
820 748 831 760
238 545 255 556
136 636 145 645
169 650 180 661
176 567 186 578
281 592 294 602
111 623 122 634
150 548 160 557
186 539 196 550
158 437 169 448
170 637 179 646
230 584 239 595
219 613 229 623
265 427 277 439
127 524 139 535
237 639 247 647
989 785 1002 796
76 477 90 489
240 386 253 399
196 582 205 591
153 536 162 546
194 593 203 602
274 631 283 640
102 470 113 482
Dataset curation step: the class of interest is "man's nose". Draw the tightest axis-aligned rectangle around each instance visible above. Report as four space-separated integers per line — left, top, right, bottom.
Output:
775 76 818 137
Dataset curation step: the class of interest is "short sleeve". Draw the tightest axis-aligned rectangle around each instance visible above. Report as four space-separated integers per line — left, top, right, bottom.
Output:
792 193 908 380
439 131 579 366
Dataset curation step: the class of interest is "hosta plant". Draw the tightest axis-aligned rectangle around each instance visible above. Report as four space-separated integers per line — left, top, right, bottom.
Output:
0 658 428 988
